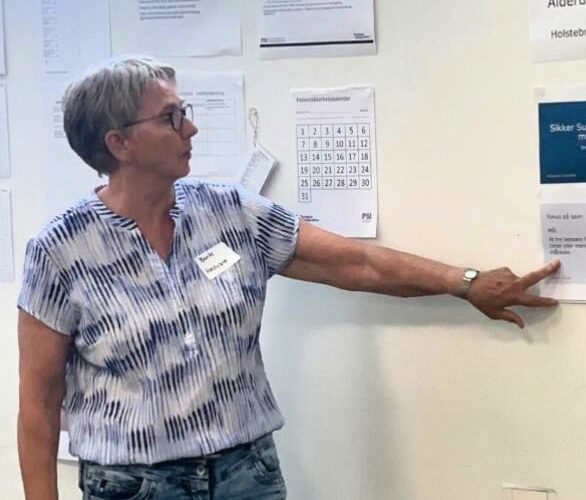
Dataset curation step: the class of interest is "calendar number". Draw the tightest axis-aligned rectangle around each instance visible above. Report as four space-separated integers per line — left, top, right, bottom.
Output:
297 121 373 202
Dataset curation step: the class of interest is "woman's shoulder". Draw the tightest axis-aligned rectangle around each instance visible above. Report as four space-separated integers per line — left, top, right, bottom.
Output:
32 197 98 249
176 178 247 209
177 178 241 196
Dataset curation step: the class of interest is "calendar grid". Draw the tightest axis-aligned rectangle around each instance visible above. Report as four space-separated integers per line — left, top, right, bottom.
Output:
297 122 372 203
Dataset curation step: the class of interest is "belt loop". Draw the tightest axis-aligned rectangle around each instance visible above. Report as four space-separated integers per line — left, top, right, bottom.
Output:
78 460 85 489
249 436 259 453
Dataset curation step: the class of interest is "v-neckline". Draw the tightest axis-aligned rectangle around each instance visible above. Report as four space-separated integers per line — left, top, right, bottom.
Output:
86 181 188 263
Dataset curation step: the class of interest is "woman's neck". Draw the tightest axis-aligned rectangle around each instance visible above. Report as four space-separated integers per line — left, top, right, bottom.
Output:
97 171 176 225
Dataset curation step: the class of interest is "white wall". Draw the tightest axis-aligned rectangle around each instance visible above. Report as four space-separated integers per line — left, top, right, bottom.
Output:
1 0 583 499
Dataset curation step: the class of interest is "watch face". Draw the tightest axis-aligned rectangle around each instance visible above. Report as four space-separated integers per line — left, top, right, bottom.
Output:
464 269 479 279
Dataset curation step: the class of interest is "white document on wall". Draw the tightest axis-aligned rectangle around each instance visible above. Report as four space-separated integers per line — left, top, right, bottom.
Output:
539 187 586 302
177 72 246 178
239 145 278 194
292 86 377 238
41 0 111 79
260 0 375 59
58 431 76 462
0 188 13 282
0 81 10 178
0 0 6 75
58 411 76 462
111 0 241 57
41 82 101 215
529 0 586 62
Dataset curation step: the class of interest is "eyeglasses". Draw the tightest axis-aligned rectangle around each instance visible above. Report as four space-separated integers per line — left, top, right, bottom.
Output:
123 104 194 132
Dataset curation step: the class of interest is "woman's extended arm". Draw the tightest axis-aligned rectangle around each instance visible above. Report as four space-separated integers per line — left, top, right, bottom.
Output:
281 221 560 328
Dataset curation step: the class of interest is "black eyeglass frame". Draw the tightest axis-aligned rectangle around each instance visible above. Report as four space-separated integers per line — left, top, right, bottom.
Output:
122 104 194 132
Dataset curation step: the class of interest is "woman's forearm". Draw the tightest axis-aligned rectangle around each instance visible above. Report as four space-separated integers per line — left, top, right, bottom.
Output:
18 405 61 500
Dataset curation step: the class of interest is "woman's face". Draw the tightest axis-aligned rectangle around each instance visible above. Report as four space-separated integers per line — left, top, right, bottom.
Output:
122 79 198 182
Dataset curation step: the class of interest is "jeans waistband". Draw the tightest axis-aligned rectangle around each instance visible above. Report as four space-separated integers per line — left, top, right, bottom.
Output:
82 433 274 470
159 439 256 465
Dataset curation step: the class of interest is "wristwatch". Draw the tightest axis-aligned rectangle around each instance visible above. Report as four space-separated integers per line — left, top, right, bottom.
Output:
459 268 480 298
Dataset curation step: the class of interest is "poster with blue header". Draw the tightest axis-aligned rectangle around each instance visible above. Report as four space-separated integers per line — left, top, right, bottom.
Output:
537 87 586 302
539 90 586 184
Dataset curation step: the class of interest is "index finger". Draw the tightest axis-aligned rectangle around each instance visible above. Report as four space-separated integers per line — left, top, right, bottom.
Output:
515 293 558 308
519 260 561 288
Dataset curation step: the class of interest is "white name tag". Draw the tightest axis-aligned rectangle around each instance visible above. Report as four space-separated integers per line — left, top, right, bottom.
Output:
195 242 240 280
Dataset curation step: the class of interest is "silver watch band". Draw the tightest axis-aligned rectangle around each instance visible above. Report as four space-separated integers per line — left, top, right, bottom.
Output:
459 268 479 298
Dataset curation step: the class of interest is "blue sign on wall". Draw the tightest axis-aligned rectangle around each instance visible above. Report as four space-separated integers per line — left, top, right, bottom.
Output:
539 101 586 184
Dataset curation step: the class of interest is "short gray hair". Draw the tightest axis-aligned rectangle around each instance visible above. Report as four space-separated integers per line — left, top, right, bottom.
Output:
62 56 176 176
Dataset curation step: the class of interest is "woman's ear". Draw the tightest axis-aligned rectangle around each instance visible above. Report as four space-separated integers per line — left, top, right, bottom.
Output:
104 129 130 164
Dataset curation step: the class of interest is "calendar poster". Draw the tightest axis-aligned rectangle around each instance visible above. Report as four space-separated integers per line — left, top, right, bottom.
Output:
292 87 377 238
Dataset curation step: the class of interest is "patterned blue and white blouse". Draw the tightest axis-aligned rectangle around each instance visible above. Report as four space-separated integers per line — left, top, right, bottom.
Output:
18 180 299 465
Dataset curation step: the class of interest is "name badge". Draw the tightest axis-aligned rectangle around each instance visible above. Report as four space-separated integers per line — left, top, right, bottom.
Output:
195 242 240 280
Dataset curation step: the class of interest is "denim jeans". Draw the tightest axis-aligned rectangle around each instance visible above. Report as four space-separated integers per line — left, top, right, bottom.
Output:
78 434 286 499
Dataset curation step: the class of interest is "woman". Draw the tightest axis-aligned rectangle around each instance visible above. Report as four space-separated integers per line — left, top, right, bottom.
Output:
17 56 559 500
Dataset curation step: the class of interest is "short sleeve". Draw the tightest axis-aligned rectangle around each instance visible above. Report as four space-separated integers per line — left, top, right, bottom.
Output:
17 238 79 335
237 186 300 278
